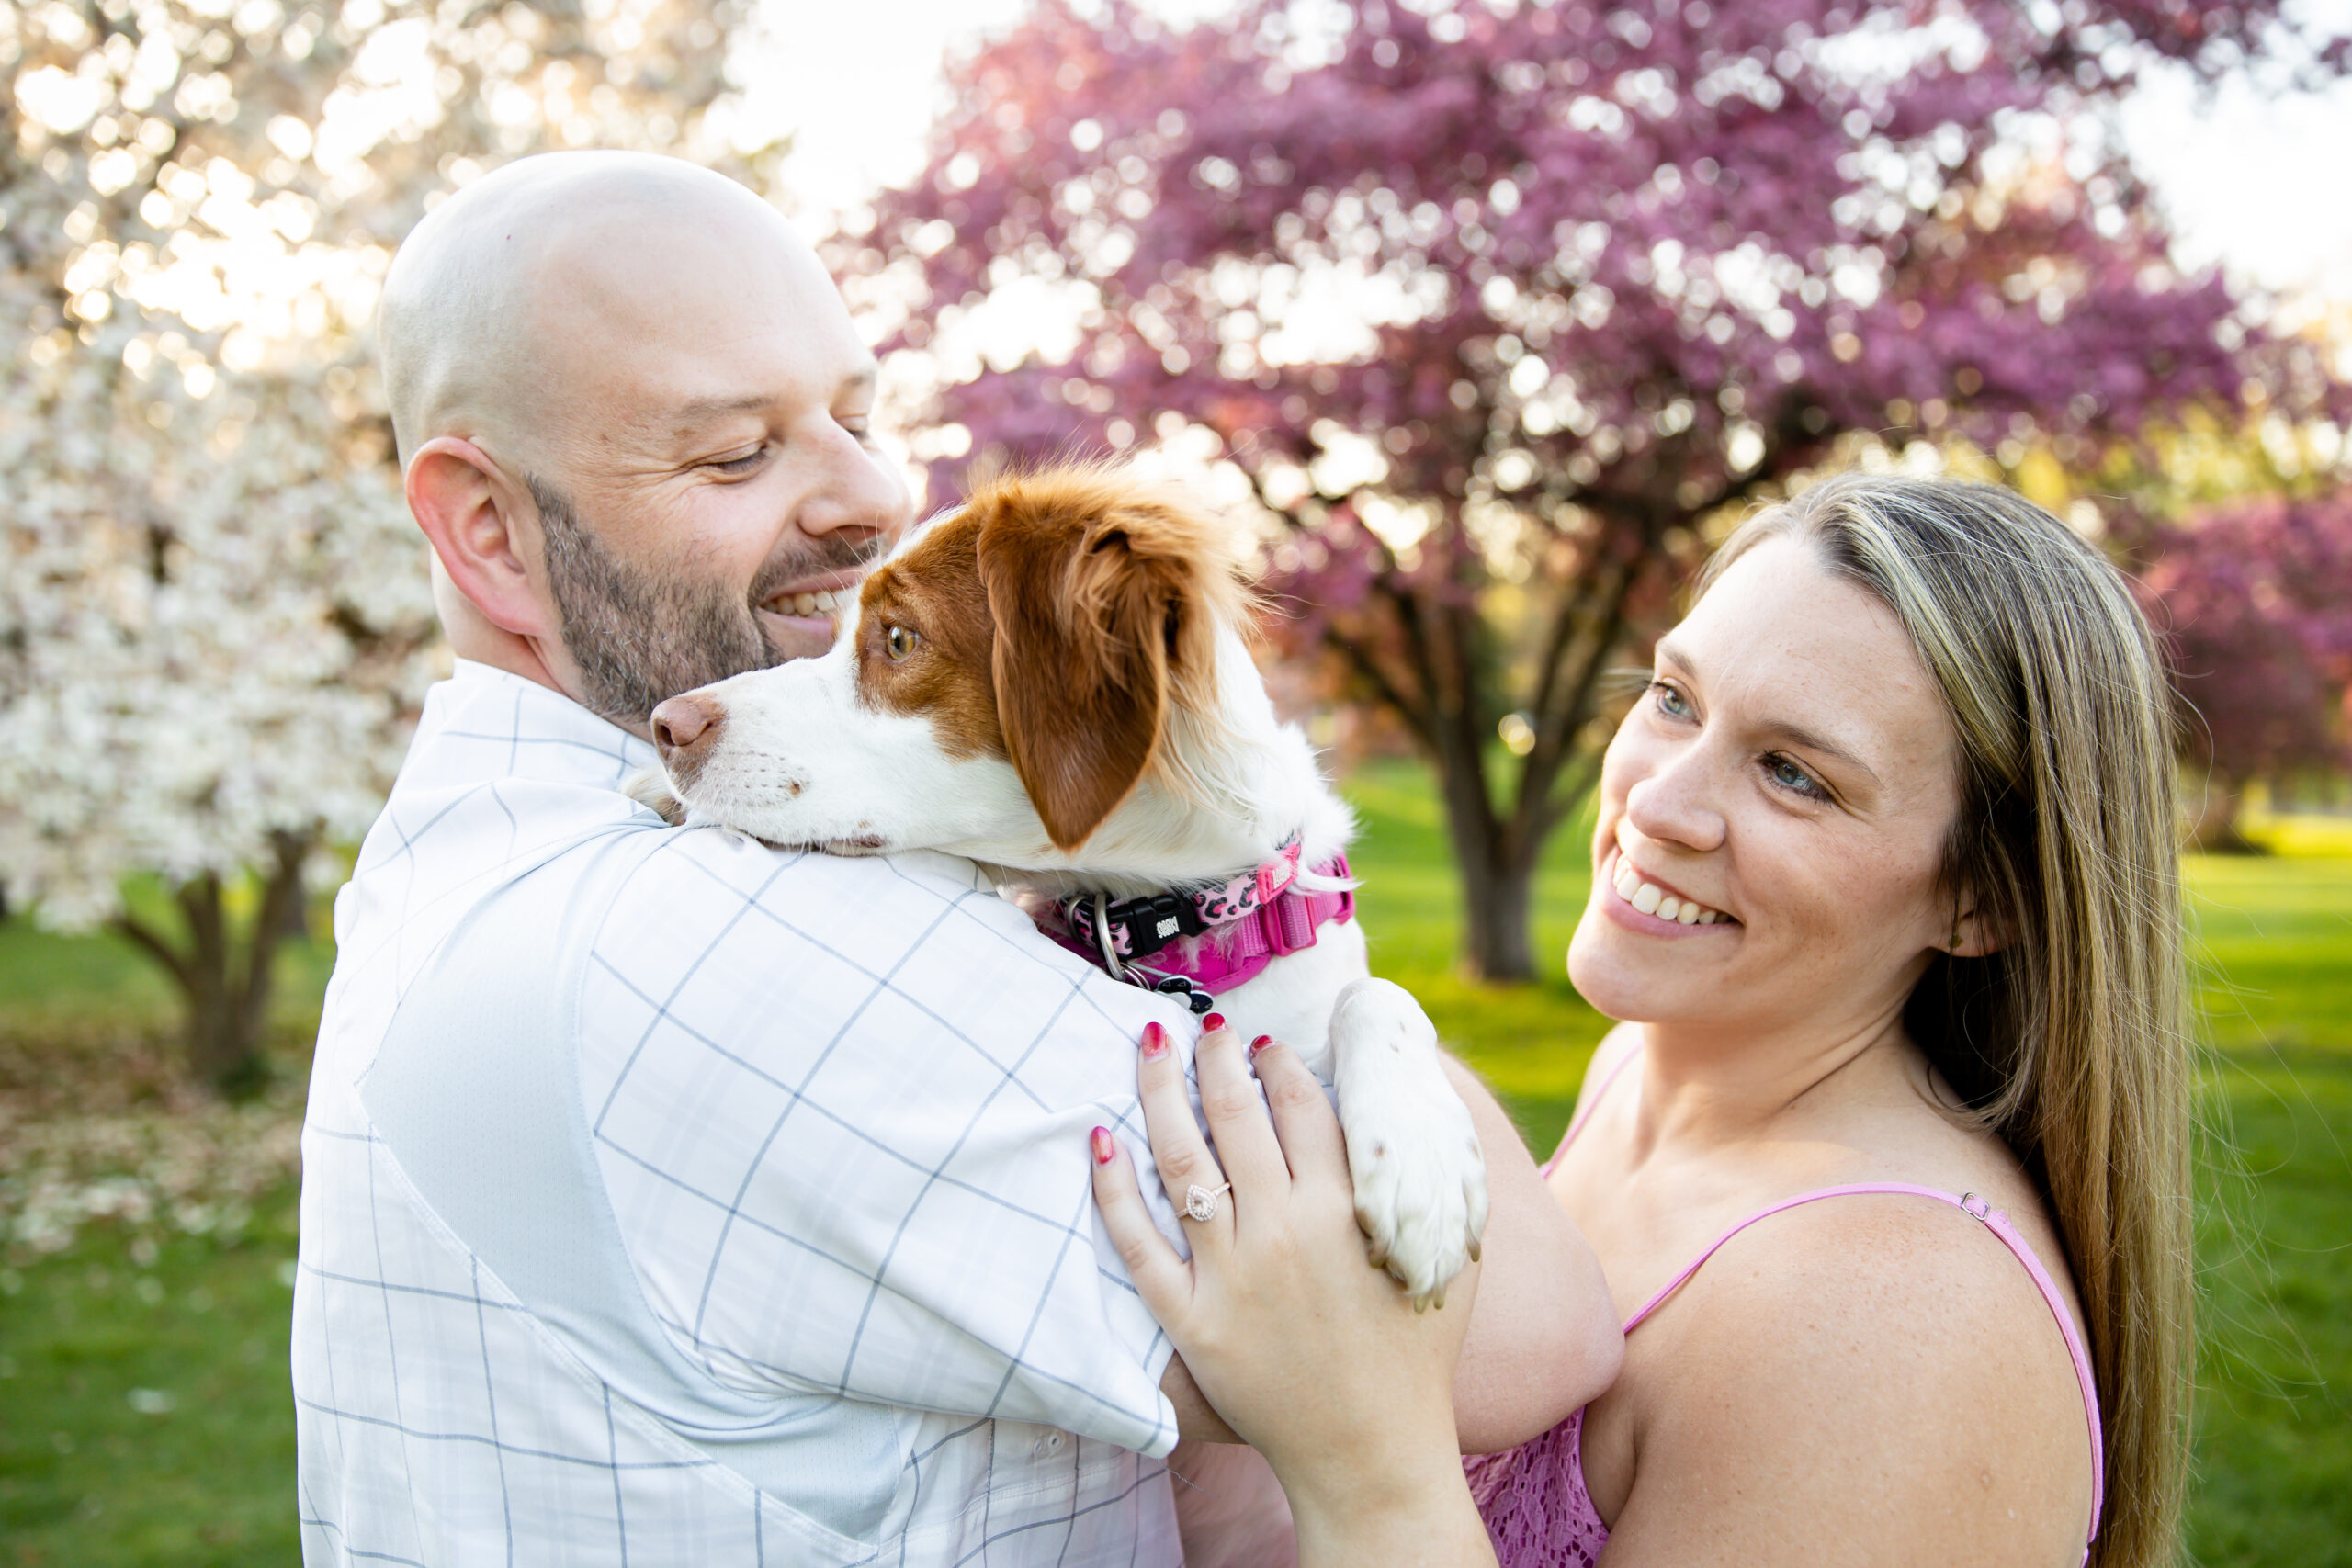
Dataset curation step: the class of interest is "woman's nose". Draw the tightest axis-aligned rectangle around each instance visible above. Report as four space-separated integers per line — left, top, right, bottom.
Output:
1623 746 1728 853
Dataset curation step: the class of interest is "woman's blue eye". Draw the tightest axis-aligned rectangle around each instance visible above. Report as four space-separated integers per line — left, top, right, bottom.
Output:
1651 680 1692 718
1766 755 1827 799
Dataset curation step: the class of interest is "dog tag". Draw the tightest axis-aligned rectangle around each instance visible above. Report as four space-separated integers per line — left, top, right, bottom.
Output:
1153 976 1193 995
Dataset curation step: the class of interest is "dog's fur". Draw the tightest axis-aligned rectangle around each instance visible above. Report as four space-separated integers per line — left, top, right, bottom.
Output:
633 465 1486 1303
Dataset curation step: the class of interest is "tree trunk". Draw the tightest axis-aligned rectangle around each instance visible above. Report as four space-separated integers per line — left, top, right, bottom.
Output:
1456 841 1539 984
1425 742 1539 982
2186 769 2259 853
110 829 311 1096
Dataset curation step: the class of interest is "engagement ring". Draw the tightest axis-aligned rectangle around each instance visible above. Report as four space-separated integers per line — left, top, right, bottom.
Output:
1184 1181 1233 1223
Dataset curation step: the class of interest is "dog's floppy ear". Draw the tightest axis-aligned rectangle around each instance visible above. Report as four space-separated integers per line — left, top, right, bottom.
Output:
975 479 1226 852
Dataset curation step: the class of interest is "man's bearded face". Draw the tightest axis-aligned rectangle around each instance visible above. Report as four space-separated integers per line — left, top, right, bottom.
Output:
533 476 882 730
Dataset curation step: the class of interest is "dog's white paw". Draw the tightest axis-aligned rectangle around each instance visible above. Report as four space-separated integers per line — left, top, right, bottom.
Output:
1328 976 1489 1310
622 767 686 826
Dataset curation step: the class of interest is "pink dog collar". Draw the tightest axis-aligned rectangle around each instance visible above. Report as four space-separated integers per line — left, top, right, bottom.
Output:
1046 842 1357 1010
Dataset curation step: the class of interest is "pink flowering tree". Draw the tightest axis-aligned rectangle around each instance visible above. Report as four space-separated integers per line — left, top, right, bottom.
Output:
854 0 2343 979
2137 490 2352 847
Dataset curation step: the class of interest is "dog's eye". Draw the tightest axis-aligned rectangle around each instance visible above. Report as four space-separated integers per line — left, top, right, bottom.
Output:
884 624 918 660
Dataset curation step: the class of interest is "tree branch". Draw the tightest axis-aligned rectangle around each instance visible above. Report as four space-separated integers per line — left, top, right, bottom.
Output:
238 829 313 1031
1329 627 1436 750
109 908 196 998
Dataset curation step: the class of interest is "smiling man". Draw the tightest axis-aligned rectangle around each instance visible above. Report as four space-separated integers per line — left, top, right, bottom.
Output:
293 152 1604 1568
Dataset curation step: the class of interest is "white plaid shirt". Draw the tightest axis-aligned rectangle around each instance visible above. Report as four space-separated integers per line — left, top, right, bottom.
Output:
294 660 1197 1566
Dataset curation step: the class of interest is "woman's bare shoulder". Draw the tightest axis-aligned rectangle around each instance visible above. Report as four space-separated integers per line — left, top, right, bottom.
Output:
1611 1192 2096 1565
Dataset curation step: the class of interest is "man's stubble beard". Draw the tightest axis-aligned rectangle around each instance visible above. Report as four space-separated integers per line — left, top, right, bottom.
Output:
530 475 880 730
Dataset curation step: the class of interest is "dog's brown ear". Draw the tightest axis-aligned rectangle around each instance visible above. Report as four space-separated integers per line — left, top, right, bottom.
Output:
975 479 1225 852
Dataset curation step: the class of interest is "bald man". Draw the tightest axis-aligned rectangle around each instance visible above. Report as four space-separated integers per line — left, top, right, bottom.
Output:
294 152 1598 1567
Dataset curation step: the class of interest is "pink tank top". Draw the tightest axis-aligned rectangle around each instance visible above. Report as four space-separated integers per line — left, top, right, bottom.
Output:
1464 1051 2106 1566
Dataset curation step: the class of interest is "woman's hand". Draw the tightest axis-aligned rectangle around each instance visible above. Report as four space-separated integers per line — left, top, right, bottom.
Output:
1091 1021 1498 1568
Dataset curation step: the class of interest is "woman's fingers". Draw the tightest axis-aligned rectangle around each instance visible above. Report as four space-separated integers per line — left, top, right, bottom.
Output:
1249 1037 1347 1185
1192 1021 1290 1197
1090 1125 1193 1323
1135 1021 1232 1242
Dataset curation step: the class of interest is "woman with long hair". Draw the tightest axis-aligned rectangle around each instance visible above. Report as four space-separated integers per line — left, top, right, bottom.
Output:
1095 473 2194 1566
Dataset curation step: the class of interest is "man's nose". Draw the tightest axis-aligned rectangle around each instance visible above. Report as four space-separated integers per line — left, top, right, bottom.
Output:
798 433 912 546
650 694 726 783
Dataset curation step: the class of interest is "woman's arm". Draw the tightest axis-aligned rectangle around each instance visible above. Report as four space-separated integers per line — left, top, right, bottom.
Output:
1442 1055 1623 1452
1094 1022 1498 1568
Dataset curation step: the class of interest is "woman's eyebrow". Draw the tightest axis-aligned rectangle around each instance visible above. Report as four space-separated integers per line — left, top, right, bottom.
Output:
1657 637 1883 786
1755 718 1882 786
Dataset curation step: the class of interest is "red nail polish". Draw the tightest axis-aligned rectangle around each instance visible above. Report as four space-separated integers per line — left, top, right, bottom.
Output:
1250 1034 1272 1055
1141 1021 1169 1059
1202 1012 1227 1032
1091 1126 1115 1165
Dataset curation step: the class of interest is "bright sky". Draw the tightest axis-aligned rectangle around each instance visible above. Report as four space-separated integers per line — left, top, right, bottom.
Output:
742 0 2352 330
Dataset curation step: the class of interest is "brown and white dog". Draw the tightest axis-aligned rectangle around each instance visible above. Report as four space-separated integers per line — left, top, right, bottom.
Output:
629 465 1486 1305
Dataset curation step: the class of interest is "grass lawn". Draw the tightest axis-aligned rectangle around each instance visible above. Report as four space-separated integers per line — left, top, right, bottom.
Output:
2 760 2347 1564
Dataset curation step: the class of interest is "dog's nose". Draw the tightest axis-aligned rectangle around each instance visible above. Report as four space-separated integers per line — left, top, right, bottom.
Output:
650 694 725 773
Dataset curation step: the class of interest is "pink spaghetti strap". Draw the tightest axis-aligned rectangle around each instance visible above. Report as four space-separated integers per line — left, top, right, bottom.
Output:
1622 1181 2106 1547
1542 1044 1643 1175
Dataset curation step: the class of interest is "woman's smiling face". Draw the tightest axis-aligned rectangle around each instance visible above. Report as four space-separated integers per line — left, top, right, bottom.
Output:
1568 536 1969 1043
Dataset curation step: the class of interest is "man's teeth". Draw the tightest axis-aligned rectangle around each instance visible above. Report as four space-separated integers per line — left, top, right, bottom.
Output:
775 588 846 618
1611 855 1724 925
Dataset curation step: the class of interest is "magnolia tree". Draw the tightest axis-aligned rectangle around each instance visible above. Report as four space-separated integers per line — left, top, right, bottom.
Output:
859 0 2342 980
0 0 765 1087
2138 488 2352 846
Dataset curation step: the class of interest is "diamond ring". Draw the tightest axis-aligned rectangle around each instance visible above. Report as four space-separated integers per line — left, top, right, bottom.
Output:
1184 1181 1233 1223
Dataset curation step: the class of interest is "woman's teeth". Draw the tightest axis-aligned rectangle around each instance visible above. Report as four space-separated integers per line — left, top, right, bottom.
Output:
772 588 846 618
1611 855 1724 925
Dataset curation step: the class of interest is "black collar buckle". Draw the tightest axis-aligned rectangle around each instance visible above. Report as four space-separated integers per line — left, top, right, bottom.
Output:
1108 890 1207 962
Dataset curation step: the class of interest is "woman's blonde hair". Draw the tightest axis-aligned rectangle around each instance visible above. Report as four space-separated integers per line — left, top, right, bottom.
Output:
1701 474 2192 1568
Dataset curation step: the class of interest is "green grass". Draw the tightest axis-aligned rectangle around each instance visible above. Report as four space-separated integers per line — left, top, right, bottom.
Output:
0 767 2347 1564
0 1189 301 1564
1343 761 1613 1147
2191 1050 2352 1566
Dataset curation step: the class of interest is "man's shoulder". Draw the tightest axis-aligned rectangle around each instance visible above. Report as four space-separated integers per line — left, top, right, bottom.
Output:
575 828 1186 1055
586 829 1042 964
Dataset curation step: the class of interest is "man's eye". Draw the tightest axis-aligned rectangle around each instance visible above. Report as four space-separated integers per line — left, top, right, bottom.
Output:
708 446 766 475
884 624 918 660
1650 679 1692 718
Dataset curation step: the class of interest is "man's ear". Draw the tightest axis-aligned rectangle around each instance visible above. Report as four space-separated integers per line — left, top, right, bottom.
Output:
977 506 1186 852
406 436 551 639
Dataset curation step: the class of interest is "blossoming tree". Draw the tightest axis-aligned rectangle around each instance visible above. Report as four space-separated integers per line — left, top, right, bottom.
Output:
0 0 763 1086
2139 489 2352 846
864 0 2341 980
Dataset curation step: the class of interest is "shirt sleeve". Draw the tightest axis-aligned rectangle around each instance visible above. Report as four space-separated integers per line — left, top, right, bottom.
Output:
575 828 1199 1456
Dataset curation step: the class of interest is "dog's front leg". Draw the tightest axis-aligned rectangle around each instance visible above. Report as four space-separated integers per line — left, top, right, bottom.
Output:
1327 977 1489 1310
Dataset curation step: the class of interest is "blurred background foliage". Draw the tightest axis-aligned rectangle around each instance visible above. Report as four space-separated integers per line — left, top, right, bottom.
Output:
0 0 2348 1561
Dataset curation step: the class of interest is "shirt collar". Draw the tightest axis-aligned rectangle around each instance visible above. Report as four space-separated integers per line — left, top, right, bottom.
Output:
404 659 661 795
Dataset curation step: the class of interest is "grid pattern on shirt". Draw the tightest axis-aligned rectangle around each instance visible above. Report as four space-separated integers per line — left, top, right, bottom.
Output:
293 663 1191 1567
